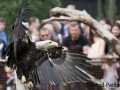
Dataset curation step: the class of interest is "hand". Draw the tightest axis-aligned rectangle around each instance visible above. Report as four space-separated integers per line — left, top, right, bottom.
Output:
0 59 7 62
62 46 68 51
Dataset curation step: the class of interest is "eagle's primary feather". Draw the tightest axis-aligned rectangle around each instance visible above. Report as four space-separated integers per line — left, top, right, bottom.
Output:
12 0 30 64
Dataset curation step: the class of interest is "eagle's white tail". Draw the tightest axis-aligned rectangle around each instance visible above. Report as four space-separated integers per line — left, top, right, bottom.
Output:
13 69 29 90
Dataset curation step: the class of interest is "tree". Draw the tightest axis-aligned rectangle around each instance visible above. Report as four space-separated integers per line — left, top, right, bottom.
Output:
97 0 117 23
105 0 116 23
0 0 61 40
97 0 103 20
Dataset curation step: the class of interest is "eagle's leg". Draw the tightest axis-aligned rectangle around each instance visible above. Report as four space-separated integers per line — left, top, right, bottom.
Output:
17 68 26 83
23 69 34 88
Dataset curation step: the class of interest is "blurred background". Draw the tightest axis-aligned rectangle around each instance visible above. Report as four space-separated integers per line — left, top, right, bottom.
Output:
0 0 120 39
0 0 120 90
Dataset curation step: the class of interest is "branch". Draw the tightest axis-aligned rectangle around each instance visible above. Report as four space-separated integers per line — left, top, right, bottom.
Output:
46 7 120 57
41 17 71 24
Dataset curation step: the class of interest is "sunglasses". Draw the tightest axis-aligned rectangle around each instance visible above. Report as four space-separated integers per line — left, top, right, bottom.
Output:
41 34 49 37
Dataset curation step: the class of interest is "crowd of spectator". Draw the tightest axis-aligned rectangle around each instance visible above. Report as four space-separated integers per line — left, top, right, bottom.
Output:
0 4 120 90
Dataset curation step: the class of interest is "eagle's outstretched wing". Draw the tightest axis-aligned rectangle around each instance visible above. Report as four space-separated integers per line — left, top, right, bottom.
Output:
6 34 31 68
29 47 92 84
12 0 30 63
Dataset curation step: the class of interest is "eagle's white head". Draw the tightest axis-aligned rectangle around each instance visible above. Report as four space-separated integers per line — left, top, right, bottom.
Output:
35 40 58 51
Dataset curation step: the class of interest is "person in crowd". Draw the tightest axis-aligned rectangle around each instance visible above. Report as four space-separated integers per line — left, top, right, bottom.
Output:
102 53 120 90
51 4 84 38
81 23 90 40
39 28 51 41
62 22 88 90
60 4 76 37
29 17 40 30
43 23 55 35
102 23 112 55
62 22 89 54
87 29 105 60
0 18 10 45
114 19 120 24
66 4 76 10
0 39 7 90
42 23 63 46
107 23 120 56
29 28 40 42
39 27 62 46
0 18 8 90
111 23 120 40
103 24 111 31
52 21 64 45
99 18 111 26
99 19 112 55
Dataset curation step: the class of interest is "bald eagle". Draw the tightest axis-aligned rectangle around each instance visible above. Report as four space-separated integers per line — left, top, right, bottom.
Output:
6 0 92 89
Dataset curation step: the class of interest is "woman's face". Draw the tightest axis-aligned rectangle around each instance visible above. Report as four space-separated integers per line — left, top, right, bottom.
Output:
111 26 120 37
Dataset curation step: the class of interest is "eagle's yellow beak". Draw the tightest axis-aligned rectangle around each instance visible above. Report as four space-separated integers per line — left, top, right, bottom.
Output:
50 42 58 47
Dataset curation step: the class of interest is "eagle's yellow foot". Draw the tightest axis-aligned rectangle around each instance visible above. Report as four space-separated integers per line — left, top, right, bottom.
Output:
28 81 34 88
21 76 26 83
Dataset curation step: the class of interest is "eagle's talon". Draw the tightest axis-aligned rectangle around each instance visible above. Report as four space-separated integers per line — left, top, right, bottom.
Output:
21 76 26 83
28 81 34 88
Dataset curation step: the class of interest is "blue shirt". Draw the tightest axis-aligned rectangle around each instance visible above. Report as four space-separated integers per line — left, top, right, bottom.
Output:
0 31 10 45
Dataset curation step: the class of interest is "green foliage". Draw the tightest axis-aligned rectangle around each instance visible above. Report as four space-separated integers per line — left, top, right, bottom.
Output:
106 0 116 23
97 0 117 23
97 0 104 20
0 0 61 40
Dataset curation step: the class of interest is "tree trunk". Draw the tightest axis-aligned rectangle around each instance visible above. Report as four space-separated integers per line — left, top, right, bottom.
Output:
107 0 116 23
97 0 103 20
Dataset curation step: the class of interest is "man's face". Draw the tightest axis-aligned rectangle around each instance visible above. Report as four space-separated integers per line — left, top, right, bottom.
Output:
31 19 40 29
0 22 5 32
40 30 51 41
111 26 120 37
69 25 80 38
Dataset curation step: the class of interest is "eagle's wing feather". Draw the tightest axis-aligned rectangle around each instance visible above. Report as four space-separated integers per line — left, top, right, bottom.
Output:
12 0 30 63
29 49 92 84
6 34 31 68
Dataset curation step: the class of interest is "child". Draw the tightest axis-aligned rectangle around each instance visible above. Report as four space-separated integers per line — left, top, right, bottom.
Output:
101 53 120 90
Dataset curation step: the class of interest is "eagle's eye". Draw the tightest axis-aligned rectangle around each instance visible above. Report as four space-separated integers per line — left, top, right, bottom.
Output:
49 42 52 43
